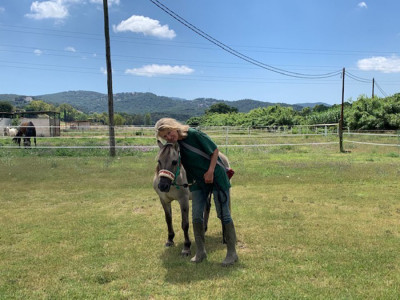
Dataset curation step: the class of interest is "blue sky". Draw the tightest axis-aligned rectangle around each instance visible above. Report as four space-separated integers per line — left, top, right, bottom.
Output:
0 0 399 105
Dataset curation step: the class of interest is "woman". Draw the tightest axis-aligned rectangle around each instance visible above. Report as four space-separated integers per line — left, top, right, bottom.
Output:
155 118 238 266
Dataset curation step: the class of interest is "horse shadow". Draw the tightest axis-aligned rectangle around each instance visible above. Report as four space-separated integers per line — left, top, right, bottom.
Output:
160 233 239 284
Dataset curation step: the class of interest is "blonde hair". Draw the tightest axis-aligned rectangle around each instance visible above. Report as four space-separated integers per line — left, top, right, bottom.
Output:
155 118 189 140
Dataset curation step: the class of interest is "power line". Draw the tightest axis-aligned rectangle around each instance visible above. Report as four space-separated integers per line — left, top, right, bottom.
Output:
148 0 342 79
2 24 396 57
346 71 371 84
374 81 388 97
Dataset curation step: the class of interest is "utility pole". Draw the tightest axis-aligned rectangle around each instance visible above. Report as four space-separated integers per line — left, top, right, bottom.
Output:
372 78 375 98
103 0 116 157
339 67 345 153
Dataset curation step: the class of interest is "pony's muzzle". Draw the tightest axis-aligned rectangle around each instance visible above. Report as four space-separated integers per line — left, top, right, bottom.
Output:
158 177 172 192
158 169 175 192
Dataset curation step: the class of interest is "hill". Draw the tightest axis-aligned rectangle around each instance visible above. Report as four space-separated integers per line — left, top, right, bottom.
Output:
0 91 329 120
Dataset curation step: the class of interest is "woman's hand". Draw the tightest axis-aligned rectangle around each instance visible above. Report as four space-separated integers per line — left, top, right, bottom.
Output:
204 148 219 184
204 169 214 184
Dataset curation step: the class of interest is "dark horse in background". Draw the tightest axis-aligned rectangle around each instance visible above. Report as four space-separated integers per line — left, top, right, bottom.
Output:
13 121 37 147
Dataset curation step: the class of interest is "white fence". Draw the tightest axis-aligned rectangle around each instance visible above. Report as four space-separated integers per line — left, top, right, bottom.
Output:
1 124 399 152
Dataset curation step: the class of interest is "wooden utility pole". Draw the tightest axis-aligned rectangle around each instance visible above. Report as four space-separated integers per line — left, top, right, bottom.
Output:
103 0 116 157
339 67 345 153
372 78 375 98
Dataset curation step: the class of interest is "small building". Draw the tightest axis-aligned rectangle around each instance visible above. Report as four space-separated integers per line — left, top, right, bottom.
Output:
0 111 61 137
67 120 91 130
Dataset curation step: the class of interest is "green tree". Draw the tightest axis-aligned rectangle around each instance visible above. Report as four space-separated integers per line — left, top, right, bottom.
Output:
205 103 238 114
114 113 126 126
0 101 13 112
25 100 55 112
144 113 152 125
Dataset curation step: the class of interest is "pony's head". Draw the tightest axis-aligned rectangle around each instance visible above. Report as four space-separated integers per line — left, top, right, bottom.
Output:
156 140 181 193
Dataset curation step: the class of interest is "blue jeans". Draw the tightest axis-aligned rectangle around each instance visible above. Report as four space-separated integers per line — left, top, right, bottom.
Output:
192 186 232 225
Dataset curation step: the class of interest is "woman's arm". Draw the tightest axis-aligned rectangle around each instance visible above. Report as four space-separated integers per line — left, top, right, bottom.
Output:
203 148 219 184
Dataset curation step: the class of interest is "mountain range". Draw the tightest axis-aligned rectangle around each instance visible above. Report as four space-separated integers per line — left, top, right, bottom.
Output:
1 91 329 120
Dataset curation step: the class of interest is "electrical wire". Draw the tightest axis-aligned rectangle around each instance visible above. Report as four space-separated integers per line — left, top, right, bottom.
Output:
374 81 388 97
346 71 371 83
148 0 342 79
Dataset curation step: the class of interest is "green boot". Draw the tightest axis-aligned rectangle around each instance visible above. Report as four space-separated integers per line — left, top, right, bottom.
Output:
191 223 207 263
221 222 238 266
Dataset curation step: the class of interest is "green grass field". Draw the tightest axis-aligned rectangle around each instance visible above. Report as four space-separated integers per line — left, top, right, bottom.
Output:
1 143 399 299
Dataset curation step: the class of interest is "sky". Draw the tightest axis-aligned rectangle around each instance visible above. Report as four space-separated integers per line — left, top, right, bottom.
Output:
0 0 399 106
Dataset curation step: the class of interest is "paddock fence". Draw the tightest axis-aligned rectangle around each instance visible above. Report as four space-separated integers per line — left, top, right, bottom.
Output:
1 124 399 155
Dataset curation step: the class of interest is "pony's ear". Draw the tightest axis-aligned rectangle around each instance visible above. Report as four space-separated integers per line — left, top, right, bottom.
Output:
157 139 164 149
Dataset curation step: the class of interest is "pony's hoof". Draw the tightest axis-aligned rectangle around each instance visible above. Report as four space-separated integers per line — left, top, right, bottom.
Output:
165 241 174 247
181 250 191 257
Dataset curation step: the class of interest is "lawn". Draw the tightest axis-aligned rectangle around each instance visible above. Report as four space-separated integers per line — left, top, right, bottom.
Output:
0 144 399 299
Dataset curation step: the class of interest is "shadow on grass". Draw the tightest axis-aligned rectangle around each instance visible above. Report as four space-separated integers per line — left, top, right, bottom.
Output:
160 233 240 284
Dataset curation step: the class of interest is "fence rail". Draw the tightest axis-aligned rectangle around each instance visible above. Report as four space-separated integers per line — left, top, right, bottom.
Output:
1 125 399 152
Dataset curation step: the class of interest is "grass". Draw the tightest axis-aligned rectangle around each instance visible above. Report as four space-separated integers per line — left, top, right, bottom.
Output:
0 143 400 299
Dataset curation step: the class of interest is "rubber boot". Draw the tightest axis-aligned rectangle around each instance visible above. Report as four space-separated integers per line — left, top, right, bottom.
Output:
191 223 207 263
221 222 238 266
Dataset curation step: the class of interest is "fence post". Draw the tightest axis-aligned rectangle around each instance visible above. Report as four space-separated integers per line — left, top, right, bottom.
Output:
225 126 229 154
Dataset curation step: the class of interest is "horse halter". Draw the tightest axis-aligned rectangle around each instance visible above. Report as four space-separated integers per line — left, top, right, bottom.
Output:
158 147 188 189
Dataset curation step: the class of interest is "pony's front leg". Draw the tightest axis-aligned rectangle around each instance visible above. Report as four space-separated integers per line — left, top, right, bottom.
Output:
179 199 191 256
160 200 175 247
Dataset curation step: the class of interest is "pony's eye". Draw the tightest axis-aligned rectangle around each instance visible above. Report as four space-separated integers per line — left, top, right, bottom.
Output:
172 160 178 166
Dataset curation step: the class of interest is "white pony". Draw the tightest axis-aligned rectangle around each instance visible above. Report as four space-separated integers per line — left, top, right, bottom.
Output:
4 127 18 137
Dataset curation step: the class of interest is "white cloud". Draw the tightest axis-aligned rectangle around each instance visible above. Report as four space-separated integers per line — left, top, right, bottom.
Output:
25 1 69 20
113 15 176 39
358 2 367 9
357 56 400 73
125 64 194 77
101 67 114 75
34 49 43 56
65 46 76 52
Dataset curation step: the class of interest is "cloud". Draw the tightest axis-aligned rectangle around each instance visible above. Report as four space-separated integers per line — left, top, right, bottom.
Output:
113 15 176 39
25 1 69 20
34 49 43 56
65 46 76 52
125 64 194 77
0 7 5 13
358 2 367 9
101 67 114 75
25 0 119 21
357 56 400 73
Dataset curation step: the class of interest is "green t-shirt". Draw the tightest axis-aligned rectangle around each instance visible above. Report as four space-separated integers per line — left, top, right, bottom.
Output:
178 128 231 192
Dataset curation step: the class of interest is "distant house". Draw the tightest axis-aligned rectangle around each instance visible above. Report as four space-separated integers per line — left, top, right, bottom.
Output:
67 120 91 130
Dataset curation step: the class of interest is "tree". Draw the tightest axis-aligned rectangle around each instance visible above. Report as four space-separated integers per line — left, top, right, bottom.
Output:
312 104 329 113
25 100 55 112
205 103 238 114
0 101 13 112
114 113 126 126
144 113 152 125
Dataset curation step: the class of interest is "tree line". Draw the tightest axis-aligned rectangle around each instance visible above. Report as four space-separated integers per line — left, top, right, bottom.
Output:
1 93 399 130
0 100 152 126
187 94 400 130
